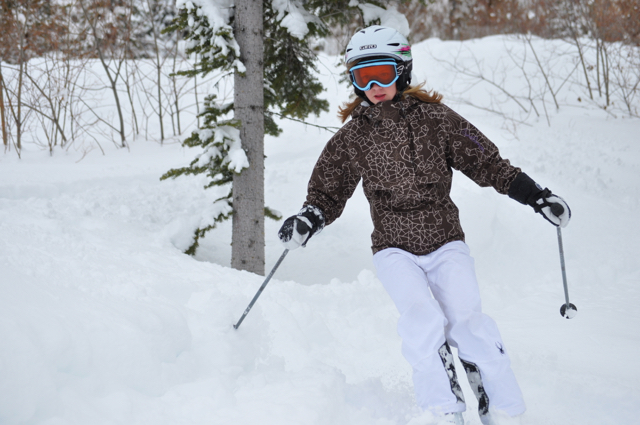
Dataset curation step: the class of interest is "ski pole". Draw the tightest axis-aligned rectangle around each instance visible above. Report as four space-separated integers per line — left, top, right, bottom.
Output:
555 225 577 319
233 249 289 329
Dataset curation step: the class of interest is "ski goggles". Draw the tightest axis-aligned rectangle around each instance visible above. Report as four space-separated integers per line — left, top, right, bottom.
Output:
349 60 399 91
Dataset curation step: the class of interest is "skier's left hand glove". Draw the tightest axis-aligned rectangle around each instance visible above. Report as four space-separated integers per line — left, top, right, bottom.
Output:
508 172 571 228
278 205 326 250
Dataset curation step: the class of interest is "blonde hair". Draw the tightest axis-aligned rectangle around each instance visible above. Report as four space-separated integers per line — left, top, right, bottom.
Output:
337 82 443 123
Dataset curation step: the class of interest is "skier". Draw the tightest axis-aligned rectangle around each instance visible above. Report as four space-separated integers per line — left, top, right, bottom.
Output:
278 25 570 425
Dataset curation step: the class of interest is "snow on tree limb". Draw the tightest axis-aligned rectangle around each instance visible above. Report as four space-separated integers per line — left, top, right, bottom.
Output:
271 0 322 40
176 0 244 72
353 2 410 37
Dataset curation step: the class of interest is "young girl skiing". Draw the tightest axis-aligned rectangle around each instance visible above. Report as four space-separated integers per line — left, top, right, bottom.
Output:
278 25 571 425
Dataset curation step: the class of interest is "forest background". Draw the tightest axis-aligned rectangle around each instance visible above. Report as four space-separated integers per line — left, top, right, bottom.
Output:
1 0 639 272
1 0 638 159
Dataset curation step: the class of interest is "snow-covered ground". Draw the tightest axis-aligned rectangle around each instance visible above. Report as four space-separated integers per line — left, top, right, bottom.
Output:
1 36 639 425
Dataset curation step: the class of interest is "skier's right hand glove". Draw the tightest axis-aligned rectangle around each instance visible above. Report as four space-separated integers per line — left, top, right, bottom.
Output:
278 205 326 250
508 172 571 228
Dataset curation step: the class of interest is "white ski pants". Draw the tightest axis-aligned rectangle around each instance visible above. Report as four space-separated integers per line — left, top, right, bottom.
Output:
373 241 526 417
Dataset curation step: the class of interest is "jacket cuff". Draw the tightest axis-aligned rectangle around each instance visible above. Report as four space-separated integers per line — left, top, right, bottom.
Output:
508 172 544 206
298 204 326 234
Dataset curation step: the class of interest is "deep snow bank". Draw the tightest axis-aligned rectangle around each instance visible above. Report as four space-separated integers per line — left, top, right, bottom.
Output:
1 36 640 425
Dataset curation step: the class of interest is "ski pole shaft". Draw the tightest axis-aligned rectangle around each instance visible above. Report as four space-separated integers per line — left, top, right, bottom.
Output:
233 249 289 330
556 227 570 307
556 227 577 318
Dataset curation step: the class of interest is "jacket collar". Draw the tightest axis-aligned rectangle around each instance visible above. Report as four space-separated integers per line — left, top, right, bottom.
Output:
352 95 421 122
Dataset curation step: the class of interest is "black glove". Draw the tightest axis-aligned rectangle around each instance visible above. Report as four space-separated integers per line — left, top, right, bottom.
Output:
508 172 571 227
277 205 326 250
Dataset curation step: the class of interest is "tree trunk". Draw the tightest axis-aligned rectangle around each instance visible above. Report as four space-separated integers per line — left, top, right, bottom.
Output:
17 42 24 152
232 0 265 275
0 64 7 150
148 0 165 143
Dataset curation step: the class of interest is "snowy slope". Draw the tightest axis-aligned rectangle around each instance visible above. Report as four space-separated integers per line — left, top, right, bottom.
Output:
1 36 639 425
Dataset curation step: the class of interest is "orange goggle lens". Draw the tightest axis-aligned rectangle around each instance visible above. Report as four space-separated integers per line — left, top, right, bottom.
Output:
350 62 399 91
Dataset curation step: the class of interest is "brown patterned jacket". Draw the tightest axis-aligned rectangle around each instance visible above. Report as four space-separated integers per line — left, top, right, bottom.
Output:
304 95 521 255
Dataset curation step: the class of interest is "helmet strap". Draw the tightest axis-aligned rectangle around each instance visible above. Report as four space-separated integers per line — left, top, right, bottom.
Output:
396 61 412 92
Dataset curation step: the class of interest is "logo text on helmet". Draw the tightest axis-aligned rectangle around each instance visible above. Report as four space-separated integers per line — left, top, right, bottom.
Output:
360 44 377 50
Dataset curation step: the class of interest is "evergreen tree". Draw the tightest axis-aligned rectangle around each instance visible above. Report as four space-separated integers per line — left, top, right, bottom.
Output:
161 0 401 271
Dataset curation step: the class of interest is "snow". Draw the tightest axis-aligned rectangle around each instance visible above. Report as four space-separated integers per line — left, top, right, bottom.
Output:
178 0 234 36
2 36 640 425
353 3 410 37
196 125 248 173
271 0 321 40
179 0 243 71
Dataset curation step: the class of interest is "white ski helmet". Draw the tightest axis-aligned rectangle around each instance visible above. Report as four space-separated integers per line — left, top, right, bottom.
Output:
344 25 412 64
344 25 413 96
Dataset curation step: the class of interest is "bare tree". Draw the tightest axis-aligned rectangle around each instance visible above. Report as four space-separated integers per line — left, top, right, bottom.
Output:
0 63 7 151
0 0 59 155
609 43 640 117
551 0 640 113
79 0 132 148
134 0 170 143
23 57 70 152
5 2 30 153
